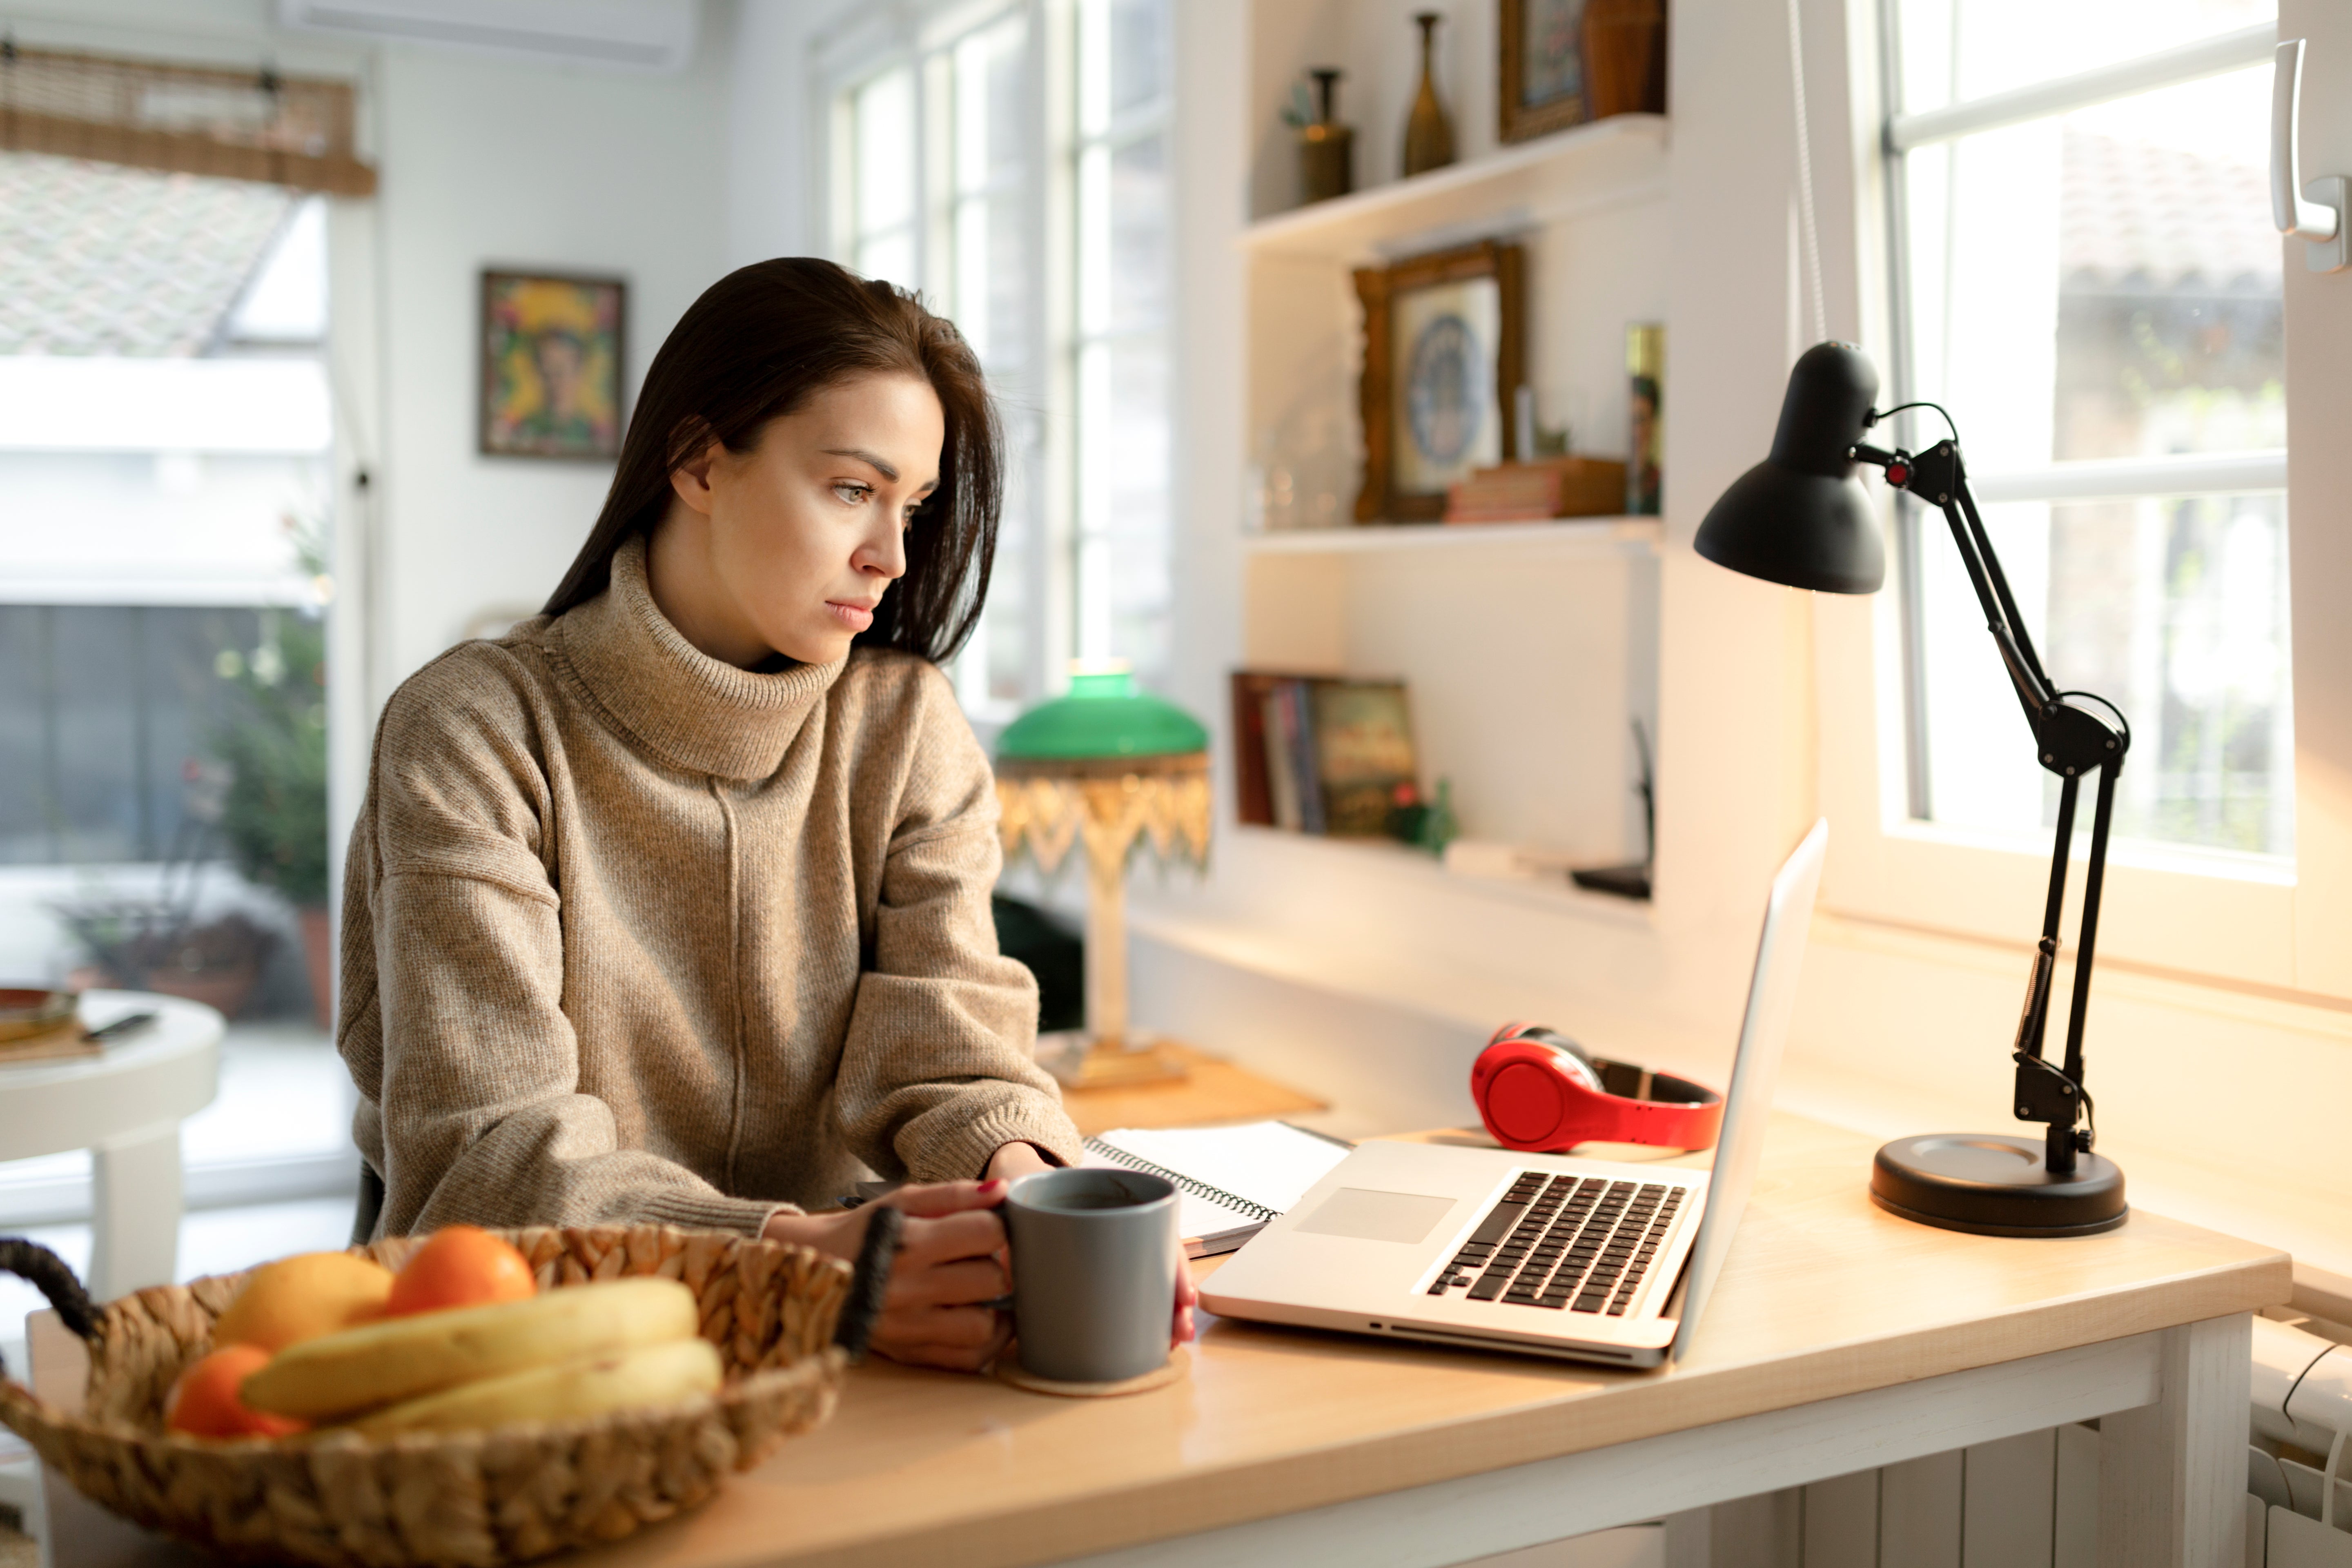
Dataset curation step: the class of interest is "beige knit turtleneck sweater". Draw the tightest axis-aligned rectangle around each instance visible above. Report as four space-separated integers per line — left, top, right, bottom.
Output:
338 535 1080 1239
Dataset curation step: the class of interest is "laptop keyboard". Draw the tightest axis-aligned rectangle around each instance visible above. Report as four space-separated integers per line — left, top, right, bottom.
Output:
1425 1174 1684 1315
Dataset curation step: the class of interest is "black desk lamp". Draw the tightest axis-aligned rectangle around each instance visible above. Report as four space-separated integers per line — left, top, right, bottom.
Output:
1695 341 2129 1237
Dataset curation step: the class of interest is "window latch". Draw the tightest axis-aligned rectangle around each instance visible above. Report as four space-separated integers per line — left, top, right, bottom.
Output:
2272 38 2349 272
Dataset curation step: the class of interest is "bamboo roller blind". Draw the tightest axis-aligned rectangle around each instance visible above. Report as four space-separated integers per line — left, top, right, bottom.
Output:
0 43 377 196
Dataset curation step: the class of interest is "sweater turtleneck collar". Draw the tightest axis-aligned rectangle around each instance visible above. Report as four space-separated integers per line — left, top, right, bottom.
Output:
553 534 847 781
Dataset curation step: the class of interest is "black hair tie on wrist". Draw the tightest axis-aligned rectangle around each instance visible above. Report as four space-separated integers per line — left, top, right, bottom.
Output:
832 1205 904 1363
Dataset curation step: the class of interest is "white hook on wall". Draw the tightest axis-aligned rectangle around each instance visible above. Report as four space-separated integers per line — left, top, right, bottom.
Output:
2272 38 2349 273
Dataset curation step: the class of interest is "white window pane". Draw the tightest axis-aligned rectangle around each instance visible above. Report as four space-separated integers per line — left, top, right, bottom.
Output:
956 14 1027 196
1076 141 1111 335
1077 0 1113 138
1915 491 2292 856
857 228 916 293
854 67 917 237
1902 66 2281 472
1108 0 1169 121
984 427 1037 706
953 192 1032 375
229 197 327 343
1099 336 1170 685
1075 339 1115 663
1894 0 2272 116
1109 132 1168 333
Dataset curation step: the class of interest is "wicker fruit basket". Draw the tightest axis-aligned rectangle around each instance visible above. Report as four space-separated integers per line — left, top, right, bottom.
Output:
0 1213 901 1568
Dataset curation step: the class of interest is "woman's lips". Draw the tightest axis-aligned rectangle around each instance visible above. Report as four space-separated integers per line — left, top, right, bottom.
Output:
827 601 876 632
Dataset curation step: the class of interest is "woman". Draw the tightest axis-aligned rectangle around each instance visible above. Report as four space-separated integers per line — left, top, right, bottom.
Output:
340 258 1191 1370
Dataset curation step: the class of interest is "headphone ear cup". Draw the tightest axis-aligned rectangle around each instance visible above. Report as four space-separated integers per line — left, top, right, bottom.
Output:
1517 1027 1602 1091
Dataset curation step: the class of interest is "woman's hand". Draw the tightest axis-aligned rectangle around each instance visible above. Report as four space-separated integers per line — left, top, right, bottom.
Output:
982 1141 1198 1350
764 1182 1015 1372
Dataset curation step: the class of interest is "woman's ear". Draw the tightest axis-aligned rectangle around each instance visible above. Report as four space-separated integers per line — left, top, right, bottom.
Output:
669 434 722 517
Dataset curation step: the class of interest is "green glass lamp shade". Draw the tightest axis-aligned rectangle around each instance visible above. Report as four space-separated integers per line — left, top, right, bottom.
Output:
996 668 1209 762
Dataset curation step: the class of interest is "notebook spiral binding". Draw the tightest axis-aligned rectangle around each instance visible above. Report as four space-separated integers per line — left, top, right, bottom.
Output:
1082 1137 1281 1223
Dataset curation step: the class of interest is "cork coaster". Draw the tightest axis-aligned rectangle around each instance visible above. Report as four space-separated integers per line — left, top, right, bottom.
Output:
992 1344 1190 1398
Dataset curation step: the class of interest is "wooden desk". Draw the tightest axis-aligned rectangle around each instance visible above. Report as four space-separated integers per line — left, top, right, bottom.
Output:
1058 1042 1326 1137
33 1112 2286 1568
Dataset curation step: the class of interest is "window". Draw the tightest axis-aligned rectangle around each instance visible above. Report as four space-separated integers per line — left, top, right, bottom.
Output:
1072 0 1173 678
835 0 1174 722
1882 0 2288 860
0 155 332 864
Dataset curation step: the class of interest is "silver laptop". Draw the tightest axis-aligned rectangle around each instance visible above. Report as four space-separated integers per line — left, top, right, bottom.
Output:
1201 819 1827 1368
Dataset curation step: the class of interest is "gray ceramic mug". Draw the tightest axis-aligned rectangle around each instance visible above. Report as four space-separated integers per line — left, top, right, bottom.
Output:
1003 1168 1179 1383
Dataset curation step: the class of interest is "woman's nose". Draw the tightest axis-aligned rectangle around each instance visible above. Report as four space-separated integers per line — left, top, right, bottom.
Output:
858 521 908 581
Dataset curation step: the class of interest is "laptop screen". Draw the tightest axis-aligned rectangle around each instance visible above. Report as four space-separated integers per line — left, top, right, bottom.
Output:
1666 817 1828 1361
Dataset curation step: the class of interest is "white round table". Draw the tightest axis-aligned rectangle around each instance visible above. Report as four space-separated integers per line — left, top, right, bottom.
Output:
0 991 222 1298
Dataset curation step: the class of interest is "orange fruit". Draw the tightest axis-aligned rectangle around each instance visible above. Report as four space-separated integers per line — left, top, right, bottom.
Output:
214 1252 396 1353
164 1345 307 1439
385 1225 538 1317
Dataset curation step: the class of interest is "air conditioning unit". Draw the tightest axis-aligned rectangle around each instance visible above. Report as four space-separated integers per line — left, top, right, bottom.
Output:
275 0 699 74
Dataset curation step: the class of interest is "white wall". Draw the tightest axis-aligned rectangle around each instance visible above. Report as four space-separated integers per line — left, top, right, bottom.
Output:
367 25 734 688
725 0 860 270
1143 0 2352 1280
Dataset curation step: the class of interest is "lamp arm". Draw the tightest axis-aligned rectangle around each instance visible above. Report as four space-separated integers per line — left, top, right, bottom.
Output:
1953 477 2058 701
1851 439 2058 719
1853 432 2133 1178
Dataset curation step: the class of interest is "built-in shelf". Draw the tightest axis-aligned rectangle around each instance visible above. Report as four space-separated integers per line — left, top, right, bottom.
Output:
1243 516 1661 557
1221 825 1657 927
1240 113 1669 261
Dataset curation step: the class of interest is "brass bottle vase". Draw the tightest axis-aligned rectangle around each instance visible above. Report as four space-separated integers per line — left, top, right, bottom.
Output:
1403 11 1456 177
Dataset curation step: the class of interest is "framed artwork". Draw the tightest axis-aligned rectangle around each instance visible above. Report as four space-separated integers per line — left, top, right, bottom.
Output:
479 270 626 460
1352 240 1525 523
1499 0 1589 143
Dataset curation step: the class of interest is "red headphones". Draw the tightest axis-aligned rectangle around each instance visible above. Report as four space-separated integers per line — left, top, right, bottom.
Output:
1471 1022 1725 1153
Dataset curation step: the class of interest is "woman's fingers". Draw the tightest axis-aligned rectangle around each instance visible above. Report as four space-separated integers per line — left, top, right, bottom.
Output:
871 1304 1011 1371
894 1208 1007 1267
1173 1247 1199 1345
885 1256 1008 1310
885 1179 1009 1219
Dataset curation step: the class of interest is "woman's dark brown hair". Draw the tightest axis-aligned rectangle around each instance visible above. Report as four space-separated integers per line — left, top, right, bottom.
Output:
542 258 1000 663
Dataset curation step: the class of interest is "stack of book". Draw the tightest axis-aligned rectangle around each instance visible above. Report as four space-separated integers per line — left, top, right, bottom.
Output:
1443 457 1628 523
1230 673 1419 837
0 987 98 1064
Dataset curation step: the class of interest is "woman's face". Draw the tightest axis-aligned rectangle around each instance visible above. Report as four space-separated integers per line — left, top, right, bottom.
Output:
655 372 943 668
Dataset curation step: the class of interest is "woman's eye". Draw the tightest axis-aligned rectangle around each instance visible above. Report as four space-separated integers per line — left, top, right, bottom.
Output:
833 481 871 505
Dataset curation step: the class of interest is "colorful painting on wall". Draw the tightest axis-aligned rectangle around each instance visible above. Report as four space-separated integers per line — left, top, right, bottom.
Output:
1499 0 1589 143
479 270 626 460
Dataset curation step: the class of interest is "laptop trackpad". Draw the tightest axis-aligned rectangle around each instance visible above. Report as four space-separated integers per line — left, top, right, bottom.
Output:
1293 1188 1456 1243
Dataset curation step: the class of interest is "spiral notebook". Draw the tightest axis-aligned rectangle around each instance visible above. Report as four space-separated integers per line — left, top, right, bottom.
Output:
1082 1120 1355 1258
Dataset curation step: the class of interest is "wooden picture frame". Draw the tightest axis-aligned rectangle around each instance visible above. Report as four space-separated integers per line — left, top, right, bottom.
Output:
1353 241 1526 523
1499 0 1590 144
478 269 628 460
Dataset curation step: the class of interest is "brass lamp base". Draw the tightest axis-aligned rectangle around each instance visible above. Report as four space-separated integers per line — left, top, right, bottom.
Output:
1039 1030 1192 1090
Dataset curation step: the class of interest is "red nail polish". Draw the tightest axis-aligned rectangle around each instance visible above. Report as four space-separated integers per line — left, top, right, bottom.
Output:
981 1179 1007 1193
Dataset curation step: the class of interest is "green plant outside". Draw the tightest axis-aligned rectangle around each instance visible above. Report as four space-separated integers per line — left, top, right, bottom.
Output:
213 604 330 906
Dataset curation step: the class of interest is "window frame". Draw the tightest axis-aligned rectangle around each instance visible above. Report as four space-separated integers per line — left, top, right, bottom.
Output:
1819 2 2305 991
824 0 1176 729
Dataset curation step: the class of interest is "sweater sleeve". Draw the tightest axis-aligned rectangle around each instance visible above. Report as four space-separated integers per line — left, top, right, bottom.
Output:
358 658 788 1239
832 669 1084 1182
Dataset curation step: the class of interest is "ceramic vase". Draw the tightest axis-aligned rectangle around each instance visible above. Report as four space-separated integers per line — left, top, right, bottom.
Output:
1402 12 1456 177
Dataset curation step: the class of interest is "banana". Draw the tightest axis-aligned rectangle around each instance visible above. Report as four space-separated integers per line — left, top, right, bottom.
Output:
242 1276 699 1422
349 1336 723 1436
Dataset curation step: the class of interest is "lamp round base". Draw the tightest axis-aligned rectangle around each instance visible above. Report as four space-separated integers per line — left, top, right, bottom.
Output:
1869 1134 2127 1237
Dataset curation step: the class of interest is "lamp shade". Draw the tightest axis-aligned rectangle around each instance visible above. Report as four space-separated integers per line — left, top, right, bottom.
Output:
1693 341 1887 595
996 667 1209 762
